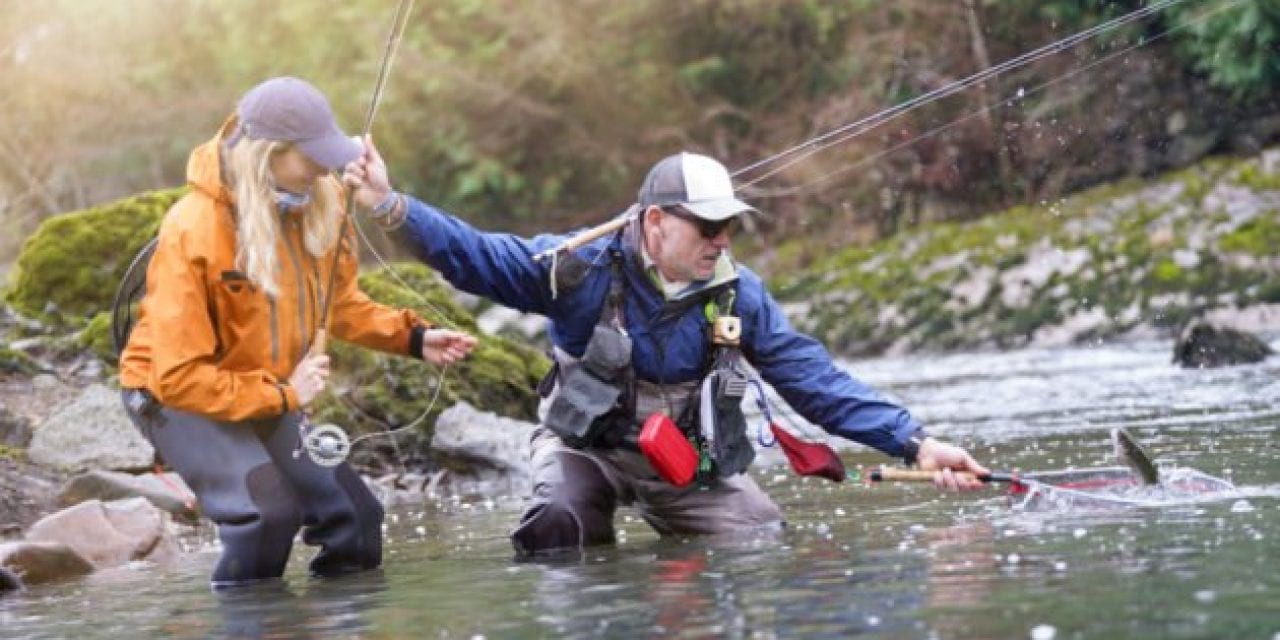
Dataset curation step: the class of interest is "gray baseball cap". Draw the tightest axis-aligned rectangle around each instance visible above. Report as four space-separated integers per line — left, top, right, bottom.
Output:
637 152 756 221
226 77 362 170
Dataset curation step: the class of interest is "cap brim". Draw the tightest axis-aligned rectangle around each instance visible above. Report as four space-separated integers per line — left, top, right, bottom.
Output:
297 130 362 170
681 197 757 221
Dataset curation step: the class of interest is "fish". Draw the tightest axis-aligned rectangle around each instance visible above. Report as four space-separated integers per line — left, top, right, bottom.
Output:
1112 427 1160 485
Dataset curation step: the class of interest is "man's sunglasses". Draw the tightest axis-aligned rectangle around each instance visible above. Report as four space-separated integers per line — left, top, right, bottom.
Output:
662 206 739 239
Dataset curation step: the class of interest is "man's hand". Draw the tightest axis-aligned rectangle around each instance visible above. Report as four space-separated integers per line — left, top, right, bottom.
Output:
917 437 991 492
342 134 393 211
421 329 478 365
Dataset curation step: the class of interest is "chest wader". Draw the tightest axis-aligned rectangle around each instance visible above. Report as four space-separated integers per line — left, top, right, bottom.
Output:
541 249 635 449
689 288 755 483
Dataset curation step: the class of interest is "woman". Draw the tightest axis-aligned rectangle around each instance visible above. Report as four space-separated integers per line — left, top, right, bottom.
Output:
119 77 476 586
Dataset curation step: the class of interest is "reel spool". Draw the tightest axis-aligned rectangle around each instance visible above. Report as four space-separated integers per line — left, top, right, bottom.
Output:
302 423 352 467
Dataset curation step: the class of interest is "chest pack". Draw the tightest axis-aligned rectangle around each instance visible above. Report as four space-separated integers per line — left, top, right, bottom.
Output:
540 247 754 482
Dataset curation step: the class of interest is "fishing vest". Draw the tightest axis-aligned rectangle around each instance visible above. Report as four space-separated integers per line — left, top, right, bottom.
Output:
539 247 755 480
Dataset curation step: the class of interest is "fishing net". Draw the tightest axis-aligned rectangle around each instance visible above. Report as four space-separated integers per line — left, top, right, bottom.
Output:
1009 466 1235 511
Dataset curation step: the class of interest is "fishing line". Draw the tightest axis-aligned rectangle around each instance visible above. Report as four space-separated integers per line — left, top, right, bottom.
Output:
742 0 1246 201
731 0 1201 188
301 0 464 467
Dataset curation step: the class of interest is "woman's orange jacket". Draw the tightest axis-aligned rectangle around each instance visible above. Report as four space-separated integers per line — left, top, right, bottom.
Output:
119 124 427 421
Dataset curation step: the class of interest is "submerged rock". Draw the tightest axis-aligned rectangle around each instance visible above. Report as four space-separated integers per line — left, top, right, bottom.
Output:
25 497 178 569
0 540 93 586
1173 320 1274 368
58 469 198 524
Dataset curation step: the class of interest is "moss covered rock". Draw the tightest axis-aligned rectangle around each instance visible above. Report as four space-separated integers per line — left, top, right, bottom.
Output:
77 312 116 366
0 345 42 375
312 262 550 439
5 189 184 326
778 148 1280 356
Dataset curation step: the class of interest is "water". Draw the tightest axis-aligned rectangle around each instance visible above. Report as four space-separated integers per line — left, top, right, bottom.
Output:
4 340 1279 638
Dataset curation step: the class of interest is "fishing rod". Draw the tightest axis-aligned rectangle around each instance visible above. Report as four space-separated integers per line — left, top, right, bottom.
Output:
313 0 417 356
869 467 1023 486
741 0 1246 201
730 0 1200 189
299 0 463 468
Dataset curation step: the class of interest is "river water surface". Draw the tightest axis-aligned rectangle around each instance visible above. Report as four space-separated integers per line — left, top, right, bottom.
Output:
3 339 1278 638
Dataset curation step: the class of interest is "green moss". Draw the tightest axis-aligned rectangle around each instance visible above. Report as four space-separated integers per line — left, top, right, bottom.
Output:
0 445 22 461
6 188 184 325
78 311 116 366
1220 216 1280 256
312 262 550 439
0 345 42 375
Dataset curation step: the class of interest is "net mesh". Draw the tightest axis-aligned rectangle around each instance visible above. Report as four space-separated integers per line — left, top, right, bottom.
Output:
1009 466 1235 511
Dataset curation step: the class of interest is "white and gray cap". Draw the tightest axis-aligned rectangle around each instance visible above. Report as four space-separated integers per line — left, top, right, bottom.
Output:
226 76 362 170
637 152 756 221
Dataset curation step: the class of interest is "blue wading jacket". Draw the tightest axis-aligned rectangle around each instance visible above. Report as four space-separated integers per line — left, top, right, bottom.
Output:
400 197 923 459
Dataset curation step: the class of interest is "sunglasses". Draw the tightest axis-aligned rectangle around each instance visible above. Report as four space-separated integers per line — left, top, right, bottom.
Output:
663 206 739 239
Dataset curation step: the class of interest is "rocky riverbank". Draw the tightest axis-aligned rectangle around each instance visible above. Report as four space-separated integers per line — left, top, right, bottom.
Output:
775 147 1280 357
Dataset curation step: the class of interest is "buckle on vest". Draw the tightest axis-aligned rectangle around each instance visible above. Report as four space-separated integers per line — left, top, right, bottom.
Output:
712 315 741 347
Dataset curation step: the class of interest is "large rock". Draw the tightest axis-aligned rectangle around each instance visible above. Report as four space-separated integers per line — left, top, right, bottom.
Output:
429 402 536 496
0 540 93 586
0 406 32 448
5 188 180 325
25 498 177 569
58 469 198 524
28 383 154 471
1173 320 1274 368
313 262 550 439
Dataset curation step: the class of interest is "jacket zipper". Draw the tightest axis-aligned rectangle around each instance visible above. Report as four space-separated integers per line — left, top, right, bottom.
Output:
282 217 313 360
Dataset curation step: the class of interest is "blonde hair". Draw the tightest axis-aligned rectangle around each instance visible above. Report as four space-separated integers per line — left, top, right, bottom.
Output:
223 136 344 297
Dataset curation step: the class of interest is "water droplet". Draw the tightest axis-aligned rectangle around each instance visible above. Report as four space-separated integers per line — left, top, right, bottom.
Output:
1231 499 1254 513
1053 561 1067 572
1007 553 1021 564
866 615 881 626
1031 623 1056 640
1073 528 1088 539
1194 590 1216 603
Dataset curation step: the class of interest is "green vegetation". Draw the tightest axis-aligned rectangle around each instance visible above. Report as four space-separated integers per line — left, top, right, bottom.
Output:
5 189 182 326
779 148 1280 356
312 262 550 437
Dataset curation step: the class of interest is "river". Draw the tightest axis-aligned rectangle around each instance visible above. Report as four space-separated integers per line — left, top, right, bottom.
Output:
3 339 1278 638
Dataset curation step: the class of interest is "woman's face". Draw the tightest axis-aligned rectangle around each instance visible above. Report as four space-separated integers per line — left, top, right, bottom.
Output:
269 146 327 194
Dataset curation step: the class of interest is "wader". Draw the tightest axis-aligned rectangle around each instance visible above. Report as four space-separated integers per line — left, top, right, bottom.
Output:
512 249 782 556
122 389 383 584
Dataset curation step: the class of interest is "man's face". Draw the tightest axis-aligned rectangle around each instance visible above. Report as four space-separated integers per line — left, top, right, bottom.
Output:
647 206 738 282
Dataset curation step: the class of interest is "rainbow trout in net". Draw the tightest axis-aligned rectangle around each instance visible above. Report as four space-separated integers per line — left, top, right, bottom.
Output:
869 429 1235 510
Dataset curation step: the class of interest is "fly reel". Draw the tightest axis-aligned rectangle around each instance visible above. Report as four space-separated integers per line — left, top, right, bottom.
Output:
302 423 352 467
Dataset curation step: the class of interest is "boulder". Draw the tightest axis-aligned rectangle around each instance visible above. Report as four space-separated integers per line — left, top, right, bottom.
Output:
0 564 21 593
313 262 550 438
58 469 198 524
432 402 535 474
25 498 177 569
5 188 180 326
28 383 154 471
429 402 536 496
1173 320 1274 368
0 406 32 448
0 541 93 586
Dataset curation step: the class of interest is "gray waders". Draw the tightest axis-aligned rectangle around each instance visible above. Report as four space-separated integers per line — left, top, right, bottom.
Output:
121 389 383 585
511 383 783 558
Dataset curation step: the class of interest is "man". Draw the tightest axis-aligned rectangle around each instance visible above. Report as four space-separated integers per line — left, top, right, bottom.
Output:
345 145 989 557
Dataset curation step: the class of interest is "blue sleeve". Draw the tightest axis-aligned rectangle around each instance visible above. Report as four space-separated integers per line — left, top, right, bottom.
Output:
398 195 564 315
738 271 922 459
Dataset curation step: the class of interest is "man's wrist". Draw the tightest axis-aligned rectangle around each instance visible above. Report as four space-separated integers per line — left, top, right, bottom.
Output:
370 190 407 230
903 430 928 466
